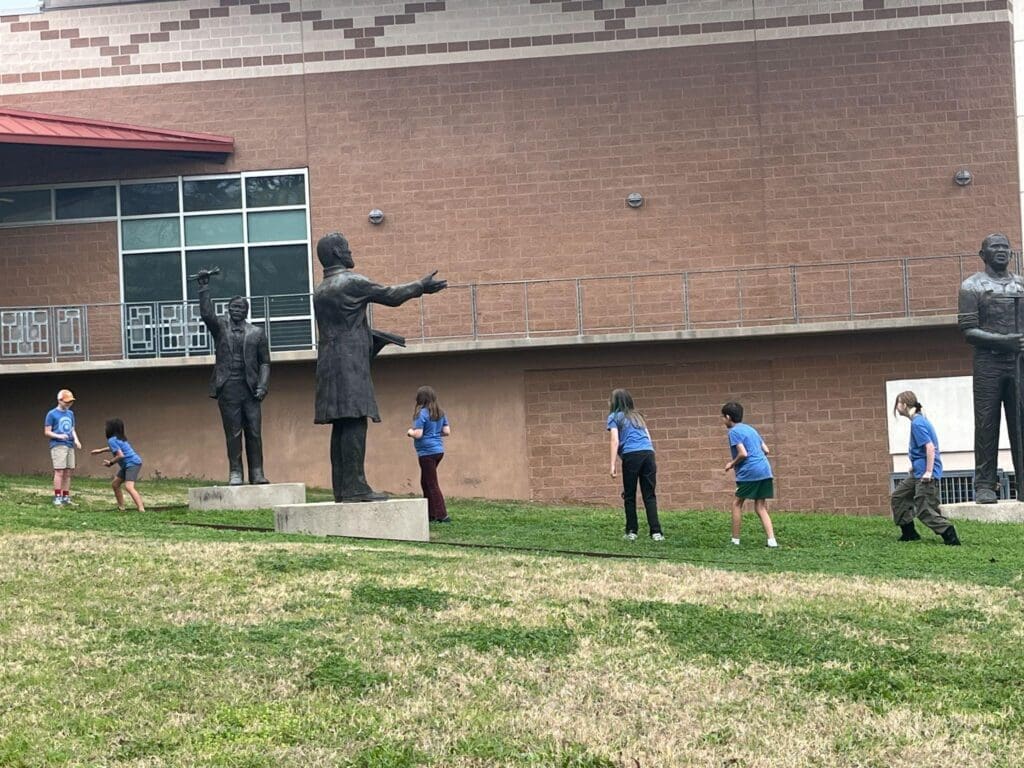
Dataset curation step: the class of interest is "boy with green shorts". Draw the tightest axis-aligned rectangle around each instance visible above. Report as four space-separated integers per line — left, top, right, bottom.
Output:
722 401 778 548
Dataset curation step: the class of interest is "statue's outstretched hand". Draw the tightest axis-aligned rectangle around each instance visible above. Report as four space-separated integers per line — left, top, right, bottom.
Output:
421 270 448 294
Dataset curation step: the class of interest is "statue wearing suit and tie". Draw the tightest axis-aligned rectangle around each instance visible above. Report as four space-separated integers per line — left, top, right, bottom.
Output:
196 269 271 485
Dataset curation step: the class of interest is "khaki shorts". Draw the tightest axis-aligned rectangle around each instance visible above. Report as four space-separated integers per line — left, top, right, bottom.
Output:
50 445 76 470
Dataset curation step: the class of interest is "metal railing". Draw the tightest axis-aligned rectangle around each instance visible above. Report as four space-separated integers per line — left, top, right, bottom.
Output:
0 252 1005 364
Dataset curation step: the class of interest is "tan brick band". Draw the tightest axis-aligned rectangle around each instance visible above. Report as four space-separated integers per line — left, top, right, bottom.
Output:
0 0 1011 93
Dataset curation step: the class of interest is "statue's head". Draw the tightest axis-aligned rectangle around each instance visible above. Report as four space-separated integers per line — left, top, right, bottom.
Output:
227 296 249 322
979 233 1012 271
317 232 354 270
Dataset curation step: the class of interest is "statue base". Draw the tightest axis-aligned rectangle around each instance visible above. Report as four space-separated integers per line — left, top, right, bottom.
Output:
188 483 307 511
274 499 428 542
942 500 1024 523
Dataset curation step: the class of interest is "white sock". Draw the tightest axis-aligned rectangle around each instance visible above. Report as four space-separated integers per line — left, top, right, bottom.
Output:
731 537 740 546
766 538 778 548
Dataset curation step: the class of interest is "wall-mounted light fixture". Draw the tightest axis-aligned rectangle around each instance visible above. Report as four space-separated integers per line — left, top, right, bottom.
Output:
368 208 385 225
626 192 644 209
953 169 973 187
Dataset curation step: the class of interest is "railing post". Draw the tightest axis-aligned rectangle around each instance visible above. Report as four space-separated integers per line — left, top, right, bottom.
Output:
576 278 583 336
470 285 478 340
82 304 90 362
790 265 799 323
847 264 854 321
264 296 272 350
629 275 636 333
902 258 911 316
682 272 690 330
523 282 530 338
736 272 744 327
49 306 56 363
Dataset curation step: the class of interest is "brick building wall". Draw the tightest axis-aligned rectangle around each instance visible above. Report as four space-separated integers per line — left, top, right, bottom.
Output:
0 0 1016 511
523 327 972 515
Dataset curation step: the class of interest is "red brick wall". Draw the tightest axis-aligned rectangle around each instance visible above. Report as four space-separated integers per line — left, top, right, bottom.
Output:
524 328 972 515
0 222 118 306
1 23 1017 299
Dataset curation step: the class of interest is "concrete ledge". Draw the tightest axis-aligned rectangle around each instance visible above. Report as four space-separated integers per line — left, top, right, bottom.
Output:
274 499 429 542
188 483 306 511
943 501 1024 523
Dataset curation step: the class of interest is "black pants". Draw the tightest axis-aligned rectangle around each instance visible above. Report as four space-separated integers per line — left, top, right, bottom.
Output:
621 450 661 535
973 354 1024 492
217 378 264 481
330 417 372 501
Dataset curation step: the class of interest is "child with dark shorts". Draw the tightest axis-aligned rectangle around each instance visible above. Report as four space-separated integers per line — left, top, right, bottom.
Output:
91 418 146 512
722 401 777 548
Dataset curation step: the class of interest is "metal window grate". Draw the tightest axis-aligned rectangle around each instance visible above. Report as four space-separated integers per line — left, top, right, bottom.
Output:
891 470 1017 504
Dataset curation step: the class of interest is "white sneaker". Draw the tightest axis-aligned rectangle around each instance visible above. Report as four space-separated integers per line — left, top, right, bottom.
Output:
623 533 638 541
52 496 63 506
766 538 778 548
731 538 741 546
651 533 665 541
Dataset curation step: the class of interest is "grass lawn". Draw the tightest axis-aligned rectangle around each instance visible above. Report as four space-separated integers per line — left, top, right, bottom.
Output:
0 474 1022 767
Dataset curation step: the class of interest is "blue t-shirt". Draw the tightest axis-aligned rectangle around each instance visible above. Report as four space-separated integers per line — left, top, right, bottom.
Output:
909 414 942 479
45 407 75 448
413 408 448 457
606 412 654 454
107 436 142 467
728 423 773 482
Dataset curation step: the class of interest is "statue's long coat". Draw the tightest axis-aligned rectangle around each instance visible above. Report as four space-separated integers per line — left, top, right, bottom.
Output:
313 267 425 423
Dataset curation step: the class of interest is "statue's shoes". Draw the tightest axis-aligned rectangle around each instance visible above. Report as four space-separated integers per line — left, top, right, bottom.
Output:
339 491 389 503
975 488 998 504
228 473 244 486
249 474 270 485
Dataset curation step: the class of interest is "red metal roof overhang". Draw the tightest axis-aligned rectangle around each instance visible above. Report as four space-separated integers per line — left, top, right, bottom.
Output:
0 107 234 155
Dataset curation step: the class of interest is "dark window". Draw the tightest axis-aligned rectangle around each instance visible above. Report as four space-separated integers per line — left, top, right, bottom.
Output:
185 248 246 300
120 182 179 216
123 252 183 303
55 186 116 220
183 178 242 212
249 244 311 317
0 189 51 223
245 174 305 208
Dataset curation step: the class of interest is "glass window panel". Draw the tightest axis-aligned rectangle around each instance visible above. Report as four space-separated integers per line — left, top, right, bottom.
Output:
55 186 116 220
183 178 242 212
0 189 51 223
247 210 307 243
121 217 180 250
184 213 243 246
249 245 310 302
185 248 246 300
120 182 179 215
123 252 183 303
245 174 305 208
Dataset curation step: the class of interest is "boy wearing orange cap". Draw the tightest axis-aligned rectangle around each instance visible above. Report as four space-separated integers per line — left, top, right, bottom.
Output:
43 389 81 505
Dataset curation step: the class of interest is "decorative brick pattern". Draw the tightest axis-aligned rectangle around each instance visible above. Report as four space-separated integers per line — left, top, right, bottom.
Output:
0 0 1011 93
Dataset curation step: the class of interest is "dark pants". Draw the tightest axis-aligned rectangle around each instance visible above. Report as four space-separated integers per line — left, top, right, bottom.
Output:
621 450 661 535
973 354 1024 493
330 417 372 501
217 378 264 482
418 453 447 520
891 475 951 534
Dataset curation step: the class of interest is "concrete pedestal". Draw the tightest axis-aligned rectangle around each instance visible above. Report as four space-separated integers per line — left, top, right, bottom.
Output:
188 483 306 511
942 500 1024 523
274 498 429 542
